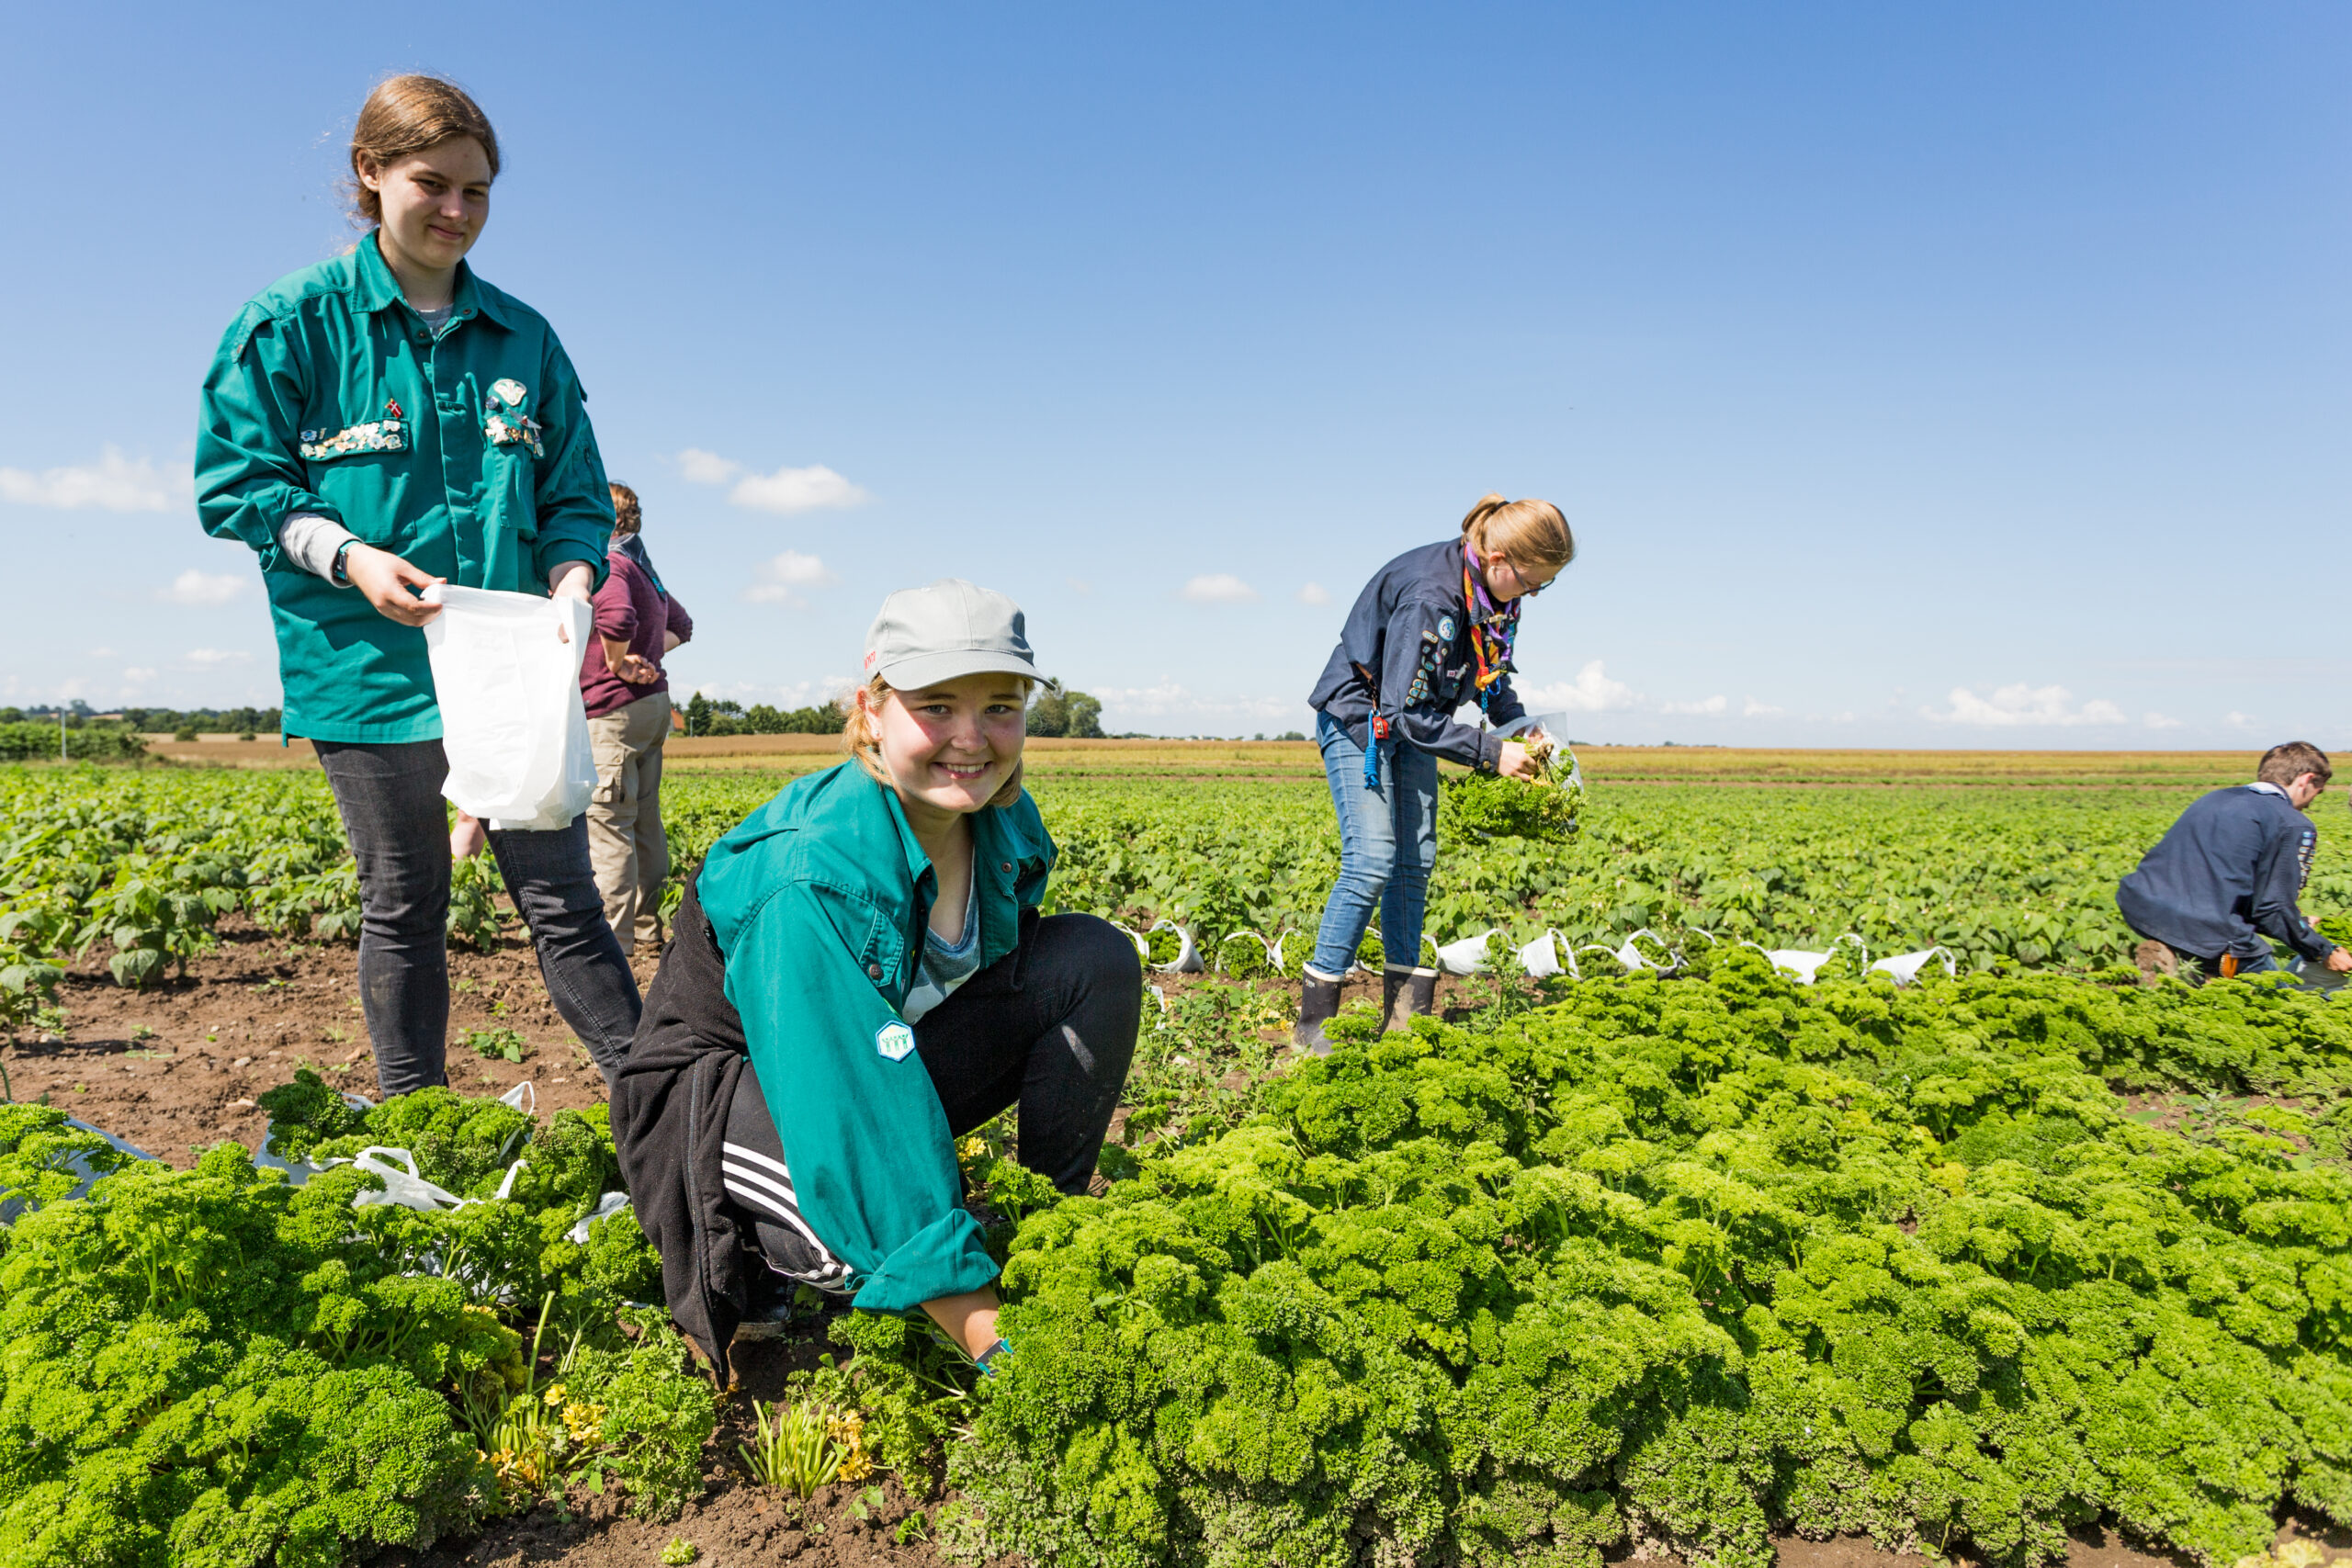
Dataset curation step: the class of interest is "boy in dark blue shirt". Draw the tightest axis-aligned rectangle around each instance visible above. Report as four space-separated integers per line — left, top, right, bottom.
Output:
2117 741 2350 982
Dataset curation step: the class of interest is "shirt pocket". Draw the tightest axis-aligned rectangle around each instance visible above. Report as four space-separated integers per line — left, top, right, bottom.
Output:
481 445 539 544
300 405 412 546
855 908 910 1006
481 377 543 540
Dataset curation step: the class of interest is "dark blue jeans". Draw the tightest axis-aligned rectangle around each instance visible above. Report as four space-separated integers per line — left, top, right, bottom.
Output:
1307 710 1438 976
314 739 641 1096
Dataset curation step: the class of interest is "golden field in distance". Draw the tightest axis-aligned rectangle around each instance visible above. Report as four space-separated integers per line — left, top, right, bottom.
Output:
124 733 2271 788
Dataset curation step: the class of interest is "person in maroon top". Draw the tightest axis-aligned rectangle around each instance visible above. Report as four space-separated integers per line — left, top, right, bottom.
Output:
581 482 694 955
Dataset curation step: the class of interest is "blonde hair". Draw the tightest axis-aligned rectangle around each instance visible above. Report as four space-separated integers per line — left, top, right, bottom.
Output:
1460 492 1574 574
842 675 1029 808
347 74 501 226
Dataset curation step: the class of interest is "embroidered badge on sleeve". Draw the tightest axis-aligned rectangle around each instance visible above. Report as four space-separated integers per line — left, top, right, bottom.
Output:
876 1020 917 1062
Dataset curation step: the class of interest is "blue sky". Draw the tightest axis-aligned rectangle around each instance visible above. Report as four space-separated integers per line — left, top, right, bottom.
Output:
3 2 2344 745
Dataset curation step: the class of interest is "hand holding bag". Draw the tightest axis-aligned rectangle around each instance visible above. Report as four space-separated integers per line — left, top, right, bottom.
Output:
421 583 596 831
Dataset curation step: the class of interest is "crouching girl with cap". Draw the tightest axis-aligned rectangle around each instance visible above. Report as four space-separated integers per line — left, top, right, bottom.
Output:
1294 493 1575 1054
612 581 1141 1376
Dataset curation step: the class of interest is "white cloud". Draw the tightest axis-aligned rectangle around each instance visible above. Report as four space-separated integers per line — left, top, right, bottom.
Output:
1296 581 1331 606
1742 697 1784 718
1661 694 1727 716
0 446 187 513
675 448 742 486
684 677 854 709
1093 680 1296 721
744 550 839 605
677 449 874 513
121 667 156 682
2143 711 2183 730
1181 574 1260 605
735 464 871 514
1519 660 1639 714
1924 683 2128 728
186 649 251 665
2225 711 2256 729
160 570 247 606
1068 577 1094 595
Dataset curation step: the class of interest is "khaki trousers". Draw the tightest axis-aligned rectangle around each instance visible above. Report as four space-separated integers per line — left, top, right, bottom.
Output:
586 690 673 955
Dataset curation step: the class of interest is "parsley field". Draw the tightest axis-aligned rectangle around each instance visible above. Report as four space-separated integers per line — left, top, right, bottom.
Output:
1 760 2348 1566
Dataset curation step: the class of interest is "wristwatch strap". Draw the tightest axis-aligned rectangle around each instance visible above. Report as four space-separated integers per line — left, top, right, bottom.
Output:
331 540 356 587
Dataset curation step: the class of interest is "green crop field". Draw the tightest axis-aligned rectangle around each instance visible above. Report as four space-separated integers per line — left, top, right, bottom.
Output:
1 757 2347 1568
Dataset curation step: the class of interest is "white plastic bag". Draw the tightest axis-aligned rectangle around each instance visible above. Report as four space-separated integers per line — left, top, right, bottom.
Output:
1747 933 1868 985
1434 929 1498 976
568 1190 632 1245
1123 919 1204 974
1499 710 1583 791
1517 930 1579 980
1871 947 1957 986
350 1146 469 1211
421 584 595 831
1581 928 1677 973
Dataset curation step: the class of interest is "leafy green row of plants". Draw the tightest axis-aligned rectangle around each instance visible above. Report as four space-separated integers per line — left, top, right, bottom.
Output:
0 1084 713 1567
935 953 2352 1568
0 769 504 1006
7 762 2347 1011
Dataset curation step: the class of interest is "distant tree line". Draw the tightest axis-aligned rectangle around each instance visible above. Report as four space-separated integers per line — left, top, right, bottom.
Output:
0 704 281 735
681 694 845 737
677 688 1113 740
0 724 148 762
1026 689 1103 739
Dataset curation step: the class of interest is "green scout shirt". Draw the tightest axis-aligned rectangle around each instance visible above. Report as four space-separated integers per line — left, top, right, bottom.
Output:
697 761 1057 1312
195 235 614 744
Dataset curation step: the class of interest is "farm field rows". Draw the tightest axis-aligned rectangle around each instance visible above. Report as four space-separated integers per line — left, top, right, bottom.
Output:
118 736 2267 788
2 757 2349 1568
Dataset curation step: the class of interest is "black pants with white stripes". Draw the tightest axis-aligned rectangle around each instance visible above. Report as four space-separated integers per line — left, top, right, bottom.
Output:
721 913 1142 1288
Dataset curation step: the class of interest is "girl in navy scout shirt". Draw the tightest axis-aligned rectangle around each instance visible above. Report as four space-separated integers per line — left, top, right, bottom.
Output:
1295 494 1575 1054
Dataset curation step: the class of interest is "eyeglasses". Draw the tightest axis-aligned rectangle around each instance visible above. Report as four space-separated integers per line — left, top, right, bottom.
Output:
1502 558 1555 598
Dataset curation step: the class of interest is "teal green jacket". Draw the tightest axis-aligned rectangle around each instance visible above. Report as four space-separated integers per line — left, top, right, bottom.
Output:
194 236 614 744
698 762 1057 1311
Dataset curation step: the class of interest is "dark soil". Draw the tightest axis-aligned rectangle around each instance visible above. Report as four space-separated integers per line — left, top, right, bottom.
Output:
1 915 639 1164
1 919 1485 1168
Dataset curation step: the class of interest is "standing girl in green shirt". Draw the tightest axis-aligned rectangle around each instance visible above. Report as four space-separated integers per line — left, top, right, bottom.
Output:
196 75 639 1095
613 581 1142 1376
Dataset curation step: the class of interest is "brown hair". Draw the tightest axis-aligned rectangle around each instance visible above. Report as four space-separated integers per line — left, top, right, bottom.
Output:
2256 741 2331 788
608 482 641 537
1460 493 1574 575
842 674 1029 808
347 74 501 225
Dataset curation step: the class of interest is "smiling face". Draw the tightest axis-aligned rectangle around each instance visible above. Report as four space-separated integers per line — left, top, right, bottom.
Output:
866 672 1031 826
358 135 492 289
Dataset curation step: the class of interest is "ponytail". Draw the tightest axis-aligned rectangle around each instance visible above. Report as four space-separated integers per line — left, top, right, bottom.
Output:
1460 492 1574 573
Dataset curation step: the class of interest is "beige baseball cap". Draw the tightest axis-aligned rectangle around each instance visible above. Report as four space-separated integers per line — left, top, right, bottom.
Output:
862 579 1045 689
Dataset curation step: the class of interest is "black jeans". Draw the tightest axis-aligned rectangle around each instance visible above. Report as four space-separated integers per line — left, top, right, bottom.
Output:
313 739 642 1096
725 913 1141 1282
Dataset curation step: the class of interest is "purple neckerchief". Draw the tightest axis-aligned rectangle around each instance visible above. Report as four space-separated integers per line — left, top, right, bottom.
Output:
1463 542 1521 673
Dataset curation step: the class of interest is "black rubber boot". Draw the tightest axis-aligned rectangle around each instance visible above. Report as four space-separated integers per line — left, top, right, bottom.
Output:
1382 964 1439 1032
1293 969 1342 1056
